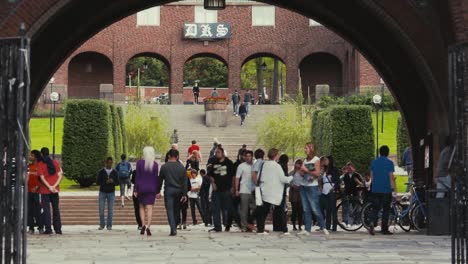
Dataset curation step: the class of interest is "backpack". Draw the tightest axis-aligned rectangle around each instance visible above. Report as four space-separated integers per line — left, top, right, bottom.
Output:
117 162 131 179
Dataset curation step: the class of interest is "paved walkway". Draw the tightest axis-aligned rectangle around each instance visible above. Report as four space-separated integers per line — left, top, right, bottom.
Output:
27 225 450 264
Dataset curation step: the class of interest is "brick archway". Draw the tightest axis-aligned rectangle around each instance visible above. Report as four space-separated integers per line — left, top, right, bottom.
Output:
299 52 343 99
0 0 465 184
68 51 113 99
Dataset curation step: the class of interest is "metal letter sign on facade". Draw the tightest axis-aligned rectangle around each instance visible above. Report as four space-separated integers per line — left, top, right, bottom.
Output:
183 23 231 39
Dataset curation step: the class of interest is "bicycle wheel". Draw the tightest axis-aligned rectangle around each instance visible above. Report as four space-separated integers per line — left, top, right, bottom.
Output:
410 204 427 230
361 202 374 230
361 202 397 231
336 200 363 231
395 202 411 232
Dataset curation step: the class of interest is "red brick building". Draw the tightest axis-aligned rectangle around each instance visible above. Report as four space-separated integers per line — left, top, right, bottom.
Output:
45 1 381 104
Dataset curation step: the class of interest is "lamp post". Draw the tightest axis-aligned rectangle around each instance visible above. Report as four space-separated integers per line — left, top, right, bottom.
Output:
373 94 382 157
50 91 60 159
136 61 148 104
380 78 385 133
48 77 55 132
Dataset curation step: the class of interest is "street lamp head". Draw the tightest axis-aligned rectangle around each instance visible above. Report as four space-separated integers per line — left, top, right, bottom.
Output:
49 77 55 84
50 92 60 102
373 94 382 105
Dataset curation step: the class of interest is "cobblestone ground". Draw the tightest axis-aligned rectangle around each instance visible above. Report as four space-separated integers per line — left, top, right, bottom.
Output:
27 225 450 264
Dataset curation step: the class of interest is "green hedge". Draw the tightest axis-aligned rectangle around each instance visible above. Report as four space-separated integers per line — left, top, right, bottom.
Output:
62 100 115 187
312 105 375 172
317 92 397 111
397 116 410 166
110 105 123 160
117 106 127 155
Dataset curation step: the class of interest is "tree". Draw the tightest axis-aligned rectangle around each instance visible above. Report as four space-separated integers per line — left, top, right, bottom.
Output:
256 88 312 160
126 56 169 86
124 105 170 158
183 57 228 88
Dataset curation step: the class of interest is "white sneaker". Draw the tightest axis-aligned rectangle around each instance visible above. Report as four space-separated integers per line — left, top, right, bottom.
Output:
283 232 291 236
257 232 269 235
323 229 330 236
298 230 310 236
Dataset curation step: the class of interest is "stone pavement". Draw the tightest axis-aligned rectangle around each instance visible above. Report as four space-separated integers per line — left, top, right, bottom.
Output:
27 225 450 264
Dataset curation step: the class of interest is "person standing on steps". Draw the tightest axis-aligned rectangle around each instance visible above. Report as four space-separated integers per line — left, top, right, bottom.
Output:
239 102 248 126
38 147 63 235
232 90 241 116
244 90 253 116
186 150 201 171
199 169 212 226
235 150 256 232
165 144 178 163
157 149 188 236
170 129 179 145
134 147 159 237
368 145 396 236
211 87 219 97
116 154 132 208
97 157 119 231
289 159 304 231
188 140 200 158
193 81 200 104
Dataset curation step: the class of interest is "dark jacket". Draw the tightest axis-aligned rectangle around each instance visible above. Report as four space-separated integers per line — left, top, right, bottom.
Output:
97 168 119 193
209 158 235 193
343 172 362 196
244 92 252 103
239 104 247 115
232 93 240 103
157 161 188 194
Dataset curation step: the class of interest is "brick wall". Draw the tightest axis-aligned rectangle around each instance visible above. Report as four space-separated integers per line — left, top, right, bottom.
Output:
359 53 381 87
47 3 367 103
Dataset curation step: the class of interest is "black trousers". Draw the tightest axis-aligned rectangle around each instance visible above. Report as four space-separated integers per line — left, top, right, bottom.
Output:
290 201 303 228
164 187 183 233
200 191 211 225
132 193 142 227
226 196 241 228
256 202 272 233
320 192 338 230
189 197 204 225
41 193 62 233
369 192 392 232
177 200 188 225
28 192 43 230
273 197 288 232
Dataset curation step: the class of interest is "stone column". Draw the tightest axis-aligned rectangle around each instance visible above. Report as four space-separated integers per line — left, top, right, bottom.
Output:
170 58 184 104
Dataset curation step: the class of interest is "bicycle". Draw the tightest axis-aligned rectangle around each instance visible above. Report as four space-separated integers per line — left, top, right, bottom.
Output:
336 187 367 231
361 183 427 232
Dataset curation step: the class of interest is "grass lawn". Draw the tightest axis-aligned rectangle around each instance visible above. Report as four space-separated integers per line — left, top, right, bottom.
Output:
395 175 408 193
372 111 400 155
30 117 64 154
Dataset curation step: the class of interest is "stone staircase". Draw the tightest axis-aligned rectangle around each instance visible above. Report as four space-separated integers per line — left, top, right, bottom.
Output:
59 104 285 226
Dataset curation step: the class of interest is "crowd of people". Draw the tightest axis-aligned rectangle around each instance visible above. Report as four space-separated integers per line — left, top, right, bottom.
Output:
26 137 404 237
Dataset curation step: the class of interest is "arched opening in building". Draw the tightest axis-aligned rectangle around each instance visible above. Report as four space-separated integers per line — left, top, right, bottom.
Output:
241 54 286 104
299 52 343 102
68 52 114 100
126 53 170 104
183 53 228 102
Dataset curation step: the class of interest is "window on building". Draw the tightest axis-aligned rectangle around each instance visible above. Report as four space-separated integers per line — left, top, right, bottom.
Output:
137 6 161 26
195 6 218 23
309 19 322 27
252 6 275 26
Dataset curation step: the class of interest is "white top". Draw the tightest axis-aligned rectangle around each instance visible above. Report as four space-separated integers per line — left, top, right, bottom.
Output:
291 171 303 187
236 162 254 194
302 156 320 187
259 161 293 206
365 179 372 191
188 175 203 199
321 172 334 195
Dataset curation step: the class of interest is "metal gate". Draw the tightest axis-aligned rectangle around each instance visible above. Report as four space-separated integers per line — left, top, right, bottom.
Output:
0 24 31 264
449 43 468 264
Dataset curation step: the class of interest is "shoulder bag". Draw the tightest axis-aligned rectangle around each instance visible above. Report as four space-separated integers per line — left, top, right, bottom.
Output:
255 162 265 206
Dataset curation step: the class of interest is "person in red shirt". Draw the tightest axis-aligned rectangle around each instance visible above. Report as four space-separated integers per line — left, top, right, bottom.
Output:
38 147 63 235
28 150 44 234
187 140 200 158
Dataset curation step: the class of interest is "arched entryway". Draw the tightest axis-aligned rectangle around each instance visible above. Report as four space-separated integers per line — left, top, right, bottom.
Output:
299 52 343 101
183 53 228 102
241 53 286 104
68 52 114 100
125 53 170 104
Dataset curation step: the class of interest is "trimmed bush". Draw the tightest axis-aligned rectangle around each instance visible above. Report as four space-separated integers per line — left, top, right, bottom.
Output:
317 92 397 111
397 116 410 166
117 106 128 155
312 105 375 172
62 100 114 187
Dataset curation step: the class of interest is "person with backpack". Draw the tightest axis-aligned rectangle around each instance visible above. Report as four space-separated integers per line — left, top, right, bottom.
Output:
116 154 133 208
232 90 241 116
